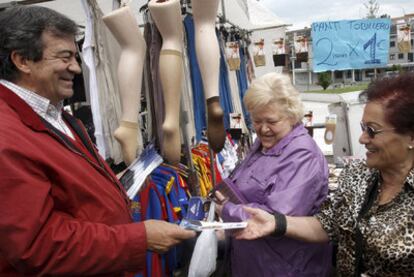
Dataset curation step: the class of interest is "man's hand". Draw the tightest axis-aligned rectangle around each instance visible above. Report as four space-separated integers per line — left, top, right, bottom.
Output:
233 206 275 240
144 220 196 253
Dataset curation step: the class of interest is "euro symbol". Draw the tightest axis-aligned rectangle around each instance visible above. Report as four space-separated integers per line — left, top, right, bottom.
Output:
377 39 386 50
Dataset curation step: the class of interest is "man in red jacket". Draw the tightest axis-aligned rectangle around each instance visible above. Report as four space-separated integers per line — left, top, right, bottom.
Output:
0 5 195 276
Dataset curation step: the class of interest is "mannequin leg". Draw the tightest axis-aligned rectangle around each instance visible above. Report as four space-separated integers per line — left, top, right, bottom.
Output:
159 50 183 164
149 0 184 164
192 0 225 153
113 121 140 164
103 6 146 165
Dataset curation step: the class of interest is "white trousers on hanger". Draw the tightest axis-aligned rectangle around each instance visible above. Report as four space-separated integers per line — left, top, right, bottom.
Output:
81 0 124 164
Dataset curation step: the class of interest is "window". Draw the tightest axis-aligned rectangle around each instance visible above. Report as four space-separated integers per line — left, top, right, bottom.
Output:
390 54 395 60
398 53 404 59
365 69 374 78
390 41 395 47
334 71 343 79
347 70 352 78
409 53 414 62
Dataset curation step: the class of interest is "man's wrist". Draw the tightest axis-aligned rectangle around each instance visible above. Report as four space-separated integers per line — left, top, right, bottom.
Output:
271 212 287 237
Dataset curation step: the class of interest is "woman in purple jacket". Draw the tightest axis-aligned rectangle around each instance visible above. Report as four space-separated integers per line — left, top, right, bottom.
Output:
215 72 332 276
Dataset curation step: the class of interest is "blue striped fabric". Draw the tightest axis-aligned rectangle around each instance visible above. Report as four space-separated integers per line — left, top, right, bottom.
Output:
183 15 206 142
236 46 251 128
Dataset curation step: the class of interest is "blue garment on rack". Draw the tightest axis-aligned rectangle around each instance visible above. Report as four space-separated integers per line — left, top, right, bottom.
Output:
237 47 251 128
132 180 177 277
150 172 181 273
152 166 189 219
151 171 178 224
147 185 167 276
219 41 233 130
184 15 234 140
131 194 143 277
184 15 206 142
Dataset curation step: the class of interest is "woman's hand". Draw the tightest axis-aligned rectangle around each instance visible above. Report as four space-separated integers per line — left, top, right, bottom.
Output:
213 190 228 217
233 206 275 240
235 207 330 243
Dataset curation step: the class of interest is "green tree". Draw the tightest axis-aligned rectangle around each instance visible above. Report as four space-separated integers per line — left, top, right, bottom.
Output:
390 64 403 73
317 72 332 90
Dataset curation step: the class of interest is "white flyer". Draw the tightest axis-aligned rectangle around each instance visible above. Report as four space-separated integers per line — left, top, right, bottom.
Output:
180 219 247 232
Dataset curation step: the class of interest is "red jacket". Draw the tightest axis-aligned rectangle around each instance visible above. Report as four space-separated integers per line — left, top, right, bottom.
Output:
0 84 147 276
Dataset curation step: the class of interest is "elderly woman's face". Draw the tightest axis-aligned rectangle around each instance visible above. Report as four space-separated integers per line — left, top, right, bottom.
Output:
359 101 413 171
251 104 294 150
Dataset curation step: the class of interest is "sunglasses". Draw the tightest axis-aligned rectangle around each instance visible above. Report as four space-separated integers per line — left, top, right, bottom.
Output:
360 122 395 139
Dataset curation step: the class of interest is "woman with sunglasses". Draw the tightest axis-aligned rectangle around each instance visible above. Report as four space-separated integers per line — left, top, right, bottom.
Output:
235 73 414 276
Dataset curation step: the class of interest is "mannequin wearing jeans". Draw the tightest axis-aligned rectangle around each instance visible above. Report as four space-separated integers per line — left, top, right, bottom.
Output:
192 0 225 153
103 5 146 165
148 0 184 164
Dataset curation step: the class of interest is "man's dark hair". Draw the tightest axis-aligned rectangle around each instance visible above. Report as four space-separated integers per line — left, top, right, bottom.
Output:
0 5 78 81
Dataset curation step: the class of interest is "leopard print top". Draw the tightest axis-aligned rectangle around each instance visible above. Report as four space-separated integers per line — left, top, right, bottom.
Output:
316 160 414 276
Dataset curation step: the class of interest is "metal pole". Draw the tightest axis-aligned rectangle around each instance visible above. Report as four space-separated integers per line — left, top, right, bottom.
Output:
307 62 311 91
221 0 226 22
291 44 296 85
209 147 217 188
290 33 296 85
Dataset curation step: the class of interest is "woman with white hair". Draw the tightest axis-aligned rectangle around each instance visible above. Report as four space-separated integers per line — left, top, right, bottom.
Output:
214 72 332 276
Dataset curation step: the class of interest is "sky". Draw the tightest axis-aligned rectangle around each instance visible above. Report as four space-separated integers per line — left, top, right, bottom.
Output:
261 0 414 30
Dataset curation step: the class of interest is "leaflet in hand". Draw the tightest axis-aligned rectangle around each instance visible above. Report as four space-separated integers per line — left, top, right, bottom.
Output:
180 218 247 232
213 178 247 204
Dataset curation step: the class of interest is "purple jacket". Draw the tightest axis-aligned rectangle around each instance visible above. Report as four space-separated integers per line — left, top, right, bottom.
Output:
222 124 332 276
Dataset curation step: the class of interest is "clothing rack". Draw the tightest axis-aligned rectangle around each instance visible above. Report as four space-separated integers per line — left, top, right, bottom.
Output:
0 0 53 10
137 0 252 38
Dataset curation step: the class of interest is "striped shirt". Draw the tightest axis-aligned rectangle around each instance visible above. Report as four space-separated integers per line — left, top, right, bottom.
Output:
0 79 74 139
